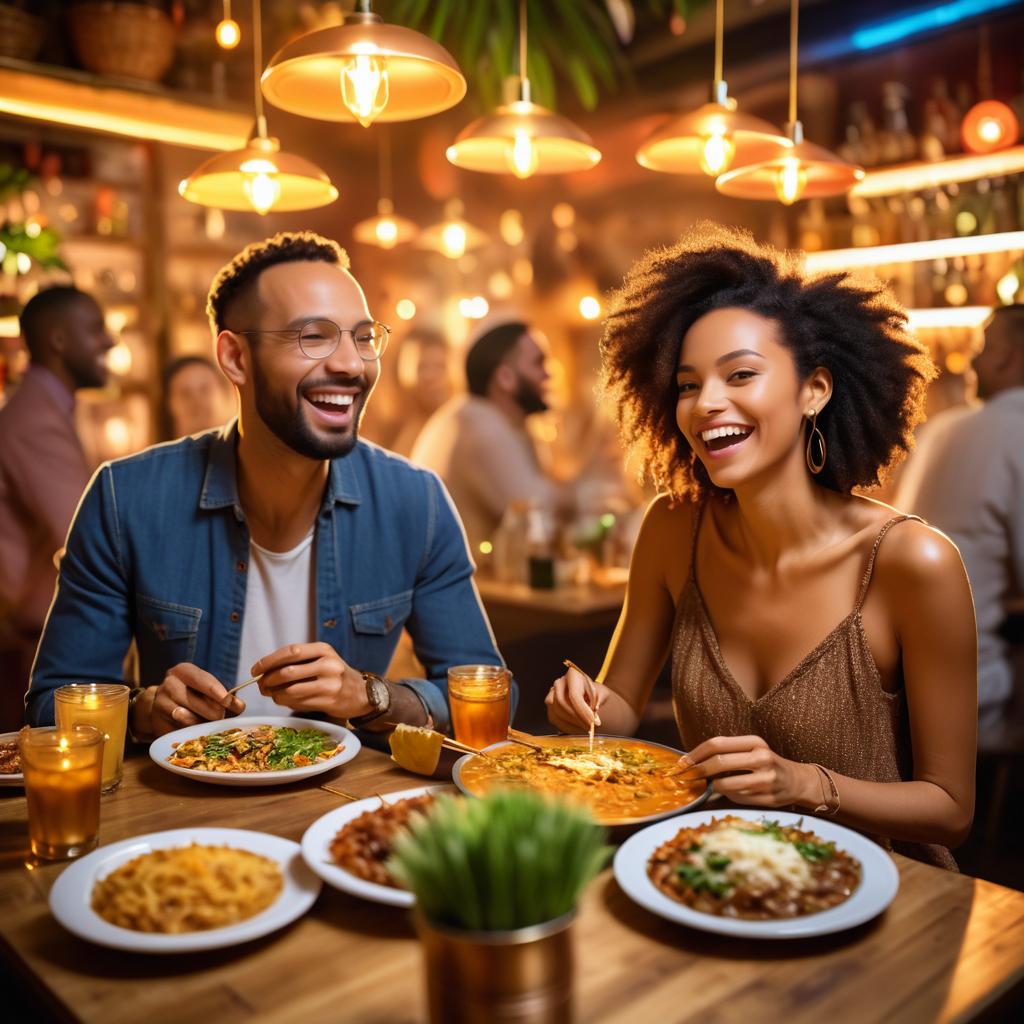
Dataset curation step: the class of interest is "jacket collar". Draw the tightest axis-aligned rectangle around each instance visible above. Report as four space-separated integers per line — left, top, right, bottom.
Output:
199 420 363 517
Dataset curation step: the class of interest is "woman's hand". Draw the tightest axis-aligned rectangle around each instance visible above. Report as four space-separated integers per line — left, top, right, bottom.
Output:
545 665 611 734
676 735 821 809
252 642 368 719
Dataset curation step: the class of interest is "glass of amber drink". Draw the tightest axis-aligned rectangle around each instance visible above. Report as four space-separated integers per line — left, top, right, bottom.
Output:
448 665 512 750
19 726 104 860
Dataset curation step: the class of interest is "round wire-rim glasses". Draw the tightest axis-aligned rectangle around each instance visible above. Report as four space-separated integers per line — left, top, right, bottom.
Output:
232 318 391 361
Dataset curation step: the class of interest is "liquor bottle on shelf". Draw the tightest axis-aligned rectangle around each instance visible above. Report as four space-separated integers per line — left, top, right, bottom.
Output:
879 82 918 164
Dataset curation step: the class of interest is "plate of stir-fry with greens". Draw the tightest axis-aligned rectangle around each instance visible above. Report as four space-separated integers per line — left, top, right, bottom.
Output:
150 717 360 787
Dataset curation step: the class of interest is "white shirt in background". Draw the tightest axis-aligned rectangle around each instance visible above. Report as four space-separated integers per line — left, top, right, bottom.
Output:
897 387 1024 709
236 527 316 719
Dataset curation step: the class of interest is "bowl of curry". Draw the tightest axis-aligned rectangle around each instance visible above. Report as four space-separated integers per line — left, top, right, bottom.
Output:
451 735 710 826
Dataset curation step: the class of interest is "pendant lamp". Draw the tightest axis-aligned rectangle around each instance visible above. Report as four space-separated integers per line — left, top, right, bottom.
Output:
260 1 465 127
445 0 601 178
636 0 789 176
715 0 863 204
180 0 337 214
416 199 488 260
353 130 418 249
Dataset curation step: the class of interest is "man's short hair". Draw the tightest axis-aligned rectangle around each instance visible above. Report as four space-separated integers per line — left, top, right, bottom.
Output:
990 303 1024 340
465 321 528 396
19 285 91 361
206 231 350 336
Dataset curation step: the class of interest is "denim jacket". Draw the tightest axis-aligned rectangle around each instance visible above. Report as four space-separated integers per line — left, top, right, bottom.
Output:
27 423 507 732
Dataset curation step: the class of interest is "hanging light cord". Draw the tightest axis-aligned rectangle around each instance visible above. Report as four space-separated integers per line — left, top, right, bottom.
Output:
224 0 231 23
713 0 724 83
788 0 799 126
253 0 267 138
519 0 528 85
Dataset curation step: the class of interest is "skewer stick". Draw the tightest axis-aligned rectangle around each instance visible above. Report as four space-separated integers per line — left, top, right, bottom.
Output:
563 659 598 752
225 673 263 696
440 736 492 759
506 728 545 752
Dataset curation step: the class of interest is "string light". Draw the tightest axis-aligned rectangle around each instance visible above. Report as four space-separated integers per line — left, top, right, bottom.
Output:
216 1 240 50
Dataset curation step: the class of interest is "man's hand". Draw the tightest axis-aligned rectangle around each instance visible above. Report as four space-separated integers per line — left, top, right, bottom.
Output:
251 642 370 719
145 663 245 738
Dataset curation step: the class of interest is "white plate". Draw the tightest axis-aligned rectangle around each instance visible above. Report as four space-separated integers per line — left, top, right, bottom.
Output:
149 716 360 787
0 730 23 787
301 785 449 907
613 808 899 939
49 827 321 953
451 735 711 826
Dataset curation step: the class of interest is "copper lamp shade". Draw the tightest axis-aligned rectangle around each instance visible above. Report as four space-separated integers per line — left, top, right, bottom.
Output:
715 120 864 203
261 12 466 124
178 134 338 213
446 98 601 176
636 83 789 175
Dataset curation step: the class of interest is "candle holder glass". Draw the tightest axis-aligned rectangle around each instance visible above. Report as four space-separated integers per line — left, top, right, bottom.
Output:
19 726 104 860
55 683 130 793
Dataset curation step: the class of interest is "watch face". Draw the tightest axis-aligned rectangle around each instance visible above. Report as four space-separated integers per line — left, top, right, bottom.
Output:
367 675 390 712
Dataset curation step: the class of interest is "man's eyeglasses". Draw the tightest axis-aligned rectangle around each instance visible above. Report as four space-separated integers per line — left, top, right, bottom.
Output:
232 319 391 361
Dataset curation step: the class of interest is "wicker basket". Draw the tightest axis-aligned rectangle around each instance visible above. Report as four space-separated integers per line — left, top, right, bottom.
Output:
0 3 46 61
69 2 176 83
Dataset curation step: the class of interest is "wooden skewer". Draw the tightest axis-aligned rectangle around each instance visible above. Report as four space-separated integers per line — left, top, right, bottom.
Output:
563 659 598 751
320 783 390 804
440 736 492 759
226 673 263 696
506 728 545 752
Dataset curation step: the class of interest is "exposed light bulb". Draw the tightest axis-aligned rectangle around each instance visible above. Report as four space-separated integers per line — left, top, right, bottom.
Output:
441 222 467 259
215 18 240 49
996 270 1020 305
579 295 601 320
700 130 735 176
773 157 807 205
340 50 389 128
396 299 416 320
374 218 399 248
509 130 539 179
978 117 1003 145
240 159 281 215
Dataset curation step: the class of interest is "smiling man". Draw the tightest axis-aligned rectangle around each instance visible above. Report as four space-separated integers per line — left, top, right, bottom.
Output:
26 233 505 739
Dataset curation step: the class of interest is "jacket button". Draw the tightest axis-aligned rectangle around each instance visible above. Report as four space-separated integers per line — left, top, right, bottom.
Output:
230 611 240 622
323 619 337 628
236 561 247 572
384 616 394 630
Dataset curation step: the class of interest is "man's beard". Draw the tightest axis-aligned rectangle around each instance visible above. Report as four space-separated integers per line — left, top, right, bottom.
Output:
513 372 548 415
252 358 369 459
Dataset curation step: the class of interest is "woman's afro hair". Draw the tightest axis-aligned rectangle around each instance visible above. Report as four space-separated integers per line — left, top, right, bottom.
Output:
599 221 936 500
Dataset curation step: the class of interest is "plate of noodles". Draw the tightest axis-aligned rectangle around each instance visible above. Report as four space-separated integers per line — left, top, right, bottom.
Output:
451 735 709 826
613 809 899 939
49 827 322 953
149 716 360 786
0 731 24 787
301 785 452 907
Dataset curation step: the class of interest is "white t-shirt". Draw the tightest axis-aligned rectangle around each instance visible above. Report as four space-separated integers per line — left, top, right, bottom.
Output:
235 528 316 719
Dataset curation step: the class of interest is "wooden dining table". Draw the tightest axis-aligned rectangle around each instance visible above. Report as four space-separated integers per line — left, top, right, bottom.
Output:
2 748 1024 1024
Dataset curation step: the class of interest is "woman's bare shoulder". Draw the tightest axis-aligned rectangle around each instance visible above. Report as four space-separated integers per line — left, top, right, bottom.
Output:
871 514 967 593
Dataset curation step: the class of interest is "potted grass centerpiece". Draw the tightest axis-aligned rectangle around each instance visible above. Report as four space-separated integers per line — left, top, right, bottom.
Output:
390 789 609 1024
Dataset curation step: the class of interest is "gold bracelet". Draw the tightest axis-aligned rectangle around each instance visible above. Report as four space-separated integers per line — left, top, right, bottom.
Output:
810 763 841 816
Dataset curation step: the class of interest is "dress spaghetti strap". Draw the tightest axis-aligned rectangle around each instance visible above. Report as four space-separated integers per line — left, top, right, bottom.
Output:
854 514 925 612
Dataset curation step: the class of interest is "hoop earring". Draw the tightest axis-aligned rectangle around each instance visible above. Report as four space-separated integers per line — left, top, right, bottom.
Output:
805 409 827 475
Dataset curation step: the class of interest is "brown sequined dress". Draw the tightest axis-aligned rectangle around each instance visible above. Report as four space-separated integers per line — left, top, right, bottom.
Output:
671 504 957 870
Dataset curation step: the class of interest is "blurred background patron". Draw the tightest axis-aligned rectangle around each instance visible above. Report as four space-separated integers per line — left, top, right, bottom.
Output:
411 321 576 554
899 305 1024 722
162 354 234 439
0 285 113 729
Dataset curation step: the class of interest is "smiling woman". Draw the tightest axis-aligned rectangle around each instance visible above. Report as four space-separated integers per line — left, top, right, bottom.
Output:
545 221 977 870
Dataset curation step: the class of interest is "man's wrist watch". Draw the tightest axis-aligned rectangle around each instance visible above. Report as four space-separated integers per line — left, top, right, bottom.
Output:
349 672 392 728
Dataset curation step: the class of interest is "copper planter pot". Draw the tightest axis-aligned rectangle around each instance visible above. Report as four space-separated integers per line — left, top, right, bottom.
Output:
415 910 576 1024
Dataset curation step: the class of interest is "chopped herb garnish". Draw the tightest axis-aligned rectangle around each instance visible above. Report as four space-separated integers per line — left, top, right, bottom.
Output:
265 727 338 770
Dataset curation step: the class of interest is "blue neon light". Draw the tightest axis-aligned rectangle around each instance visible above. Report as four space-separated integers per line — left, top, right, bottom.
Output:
852 0 1020 51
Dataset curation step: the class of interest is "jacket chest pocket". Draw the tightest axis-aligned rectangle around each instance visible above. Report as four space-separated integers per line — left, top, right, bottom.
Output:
349 591 413 640
136 594 202 671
